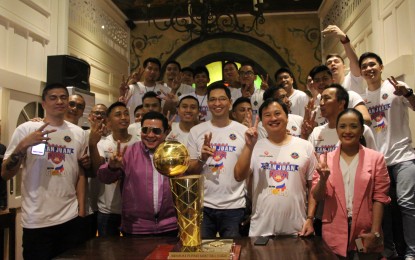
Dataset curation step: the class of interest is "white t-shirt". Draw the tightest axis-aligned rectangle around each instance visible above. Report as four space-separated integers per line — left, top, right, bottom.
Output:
97 134 140 214
314 91 365 126
342 72 367 98
187 120 247 209
258 114 303 139
289 89 310 117
249 137 317 236
166 122 190 145
308 123 377 155
126 82 171 122
190 93 211 122
5 121 87 228
128 122 141 141
164 83 194 98
365 80 415 165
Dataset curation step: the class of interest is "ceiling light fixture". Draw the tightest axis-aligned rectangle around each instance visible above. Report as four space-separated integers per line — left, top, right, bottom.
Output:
144 0 265 38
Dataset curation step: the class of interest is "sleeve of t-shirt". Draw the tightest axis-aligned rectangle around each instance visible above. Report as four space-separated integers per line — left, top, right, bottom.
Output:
306 142 317 181
186 129 199 160
363 125 378 151
4 124 28 160
348 91 364 108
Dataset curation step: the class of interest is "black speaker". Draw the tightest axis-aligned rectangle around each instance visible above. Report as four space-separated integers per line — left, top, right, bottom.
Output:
47 55 91 91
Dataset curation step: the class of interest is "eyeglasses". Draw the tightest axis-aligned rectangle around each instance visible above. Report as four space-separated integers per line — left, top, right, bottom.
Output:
141 126 163 135
69 101 85 110
91 111 106 117
239 71 255 77
208 97 229 103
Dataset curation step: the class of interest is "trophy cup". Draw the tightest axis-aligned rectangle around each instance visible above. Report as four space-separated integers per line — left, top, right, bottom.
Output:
153 141 203 252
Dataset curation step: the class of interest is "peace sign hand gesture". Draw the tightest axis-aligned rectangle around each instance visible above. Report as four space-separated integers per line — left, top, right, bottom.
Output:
260 74 269 90
201 132 215 162
315 152 330 182
245 115 259 149
388 76 411 97
22 122 56 150
108 140 127 170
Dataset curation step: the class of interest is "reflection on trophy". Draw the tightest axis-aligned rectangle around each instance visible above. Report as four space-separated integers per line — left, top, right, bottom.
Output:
153 141 203 252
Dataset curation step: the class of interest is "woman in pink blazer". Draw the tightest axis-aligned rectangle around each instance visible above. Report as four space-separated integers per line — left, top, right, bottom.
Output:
312 108 390 259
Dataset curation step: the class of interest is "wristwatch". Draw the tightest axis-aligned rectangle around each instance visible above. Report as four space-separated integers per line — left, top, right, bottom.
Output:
404 88 414 98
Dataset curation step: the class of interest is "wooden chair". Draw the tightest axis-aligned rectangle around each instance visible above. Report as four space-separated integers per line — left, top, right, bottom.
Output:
0 208 16 260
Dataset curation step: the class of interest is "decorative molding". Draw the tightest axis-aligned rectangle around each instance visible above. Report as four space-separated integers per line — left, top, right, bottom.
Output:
69 0 128 57
130 34 164 71
19 0 50 17
322 0 369 28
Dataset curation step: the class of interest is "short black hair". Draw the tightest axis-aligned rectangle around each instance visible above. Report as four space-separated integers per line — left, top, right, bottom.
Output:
106 101 128 117
274 67 297 89
239 61 256 74
143 57 161 70
165 60 181 71
181 67 194 75
134 104 143 115
224 61 238 71
232 97 251 111
324 83 349 109
207 82 231 99
42 83 69 101
325 54 344 64
359 52 383 67
309 65 332 80
141 111 168 132
263 85 285 100
142 91 162 105
194 66 210 79
336 108 366 146
258 98 289 121
178 95 199 108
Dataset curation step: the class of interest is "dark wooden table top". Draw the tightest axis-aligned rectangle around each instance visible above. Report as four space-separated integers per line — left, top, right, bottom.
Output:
56 235 337 260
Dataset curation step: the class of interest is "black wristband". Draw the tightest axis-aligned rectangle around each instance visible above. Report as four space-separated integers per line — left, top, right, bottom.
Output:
404 88 413 98
340 35 350 44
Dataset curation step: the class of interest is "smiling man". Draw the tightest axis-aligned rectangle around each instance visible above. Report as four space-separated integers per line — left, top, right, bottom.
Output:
97 111 178 237
167 95 199 144
187 83 248 239
234 99 316 237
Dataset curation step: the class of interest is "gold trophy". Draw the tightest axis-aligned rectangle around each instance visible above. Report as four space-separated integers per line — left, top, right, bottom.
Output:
153 141 203 252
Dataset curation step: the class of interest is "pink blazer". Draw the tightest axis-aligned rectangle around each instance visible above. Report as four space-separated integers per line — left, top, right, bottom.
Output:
312 145 390 257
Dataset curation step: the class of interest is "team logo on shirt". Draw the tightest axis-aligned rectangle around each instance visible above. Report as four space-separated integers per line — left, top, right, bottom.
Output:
291 152 299 159
229 133 236 140
382 93 388 100
64 136 72 142
259 150 273 158
208 143 236 174
291 126 297 131
46 144 75 176
373 113 387 132
261 162 299 196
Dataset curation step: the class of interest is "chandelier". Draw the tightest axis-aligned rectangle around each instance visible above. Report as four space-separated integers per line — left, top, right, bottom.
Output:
143 0 265 37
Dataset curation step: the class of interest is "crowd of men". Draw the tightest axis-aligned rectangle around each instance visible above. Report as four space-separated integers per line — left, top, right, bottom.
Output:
1 25 415 260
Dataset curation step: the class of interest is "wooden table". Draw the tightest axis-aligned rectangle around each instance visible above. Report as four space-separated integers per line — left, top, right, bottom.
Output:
56 236 337 260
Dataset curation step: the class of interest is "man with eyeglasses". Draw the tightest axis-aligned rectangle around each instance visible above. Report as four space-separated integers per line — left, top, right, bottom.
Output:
128 91 163 141
120 57 171 123
89 102 141 237
234 62 265 120
65 94 86 125
187 83 248 239
275 67 310 118
2 83 87 259
97 111 178 237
